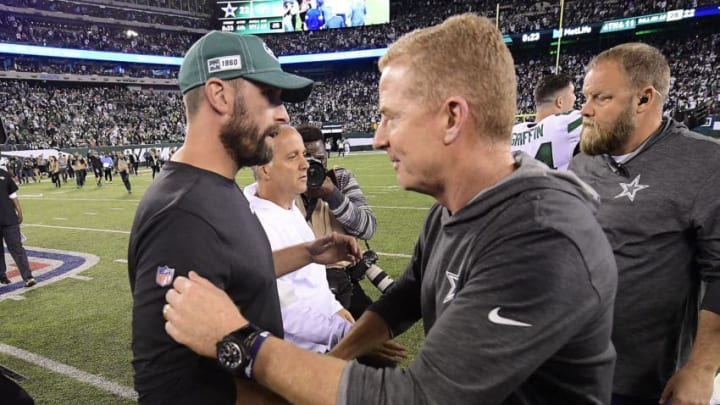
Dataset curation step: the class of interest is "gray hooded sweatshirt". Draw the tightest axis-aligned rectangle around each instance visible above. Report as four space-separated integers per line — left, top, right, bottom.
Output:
339 152 618 404
570 118 720 399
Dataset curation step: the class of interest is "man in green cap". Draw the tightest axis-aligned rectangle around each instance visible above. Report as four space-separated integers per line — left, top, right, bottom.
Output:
128 31 361 405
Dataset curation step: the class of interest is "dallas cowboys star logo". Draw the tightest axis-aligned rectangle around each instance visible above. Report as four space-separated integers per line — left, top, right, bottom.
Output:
614 174 649 202
222 2 237 18
443 271 459 303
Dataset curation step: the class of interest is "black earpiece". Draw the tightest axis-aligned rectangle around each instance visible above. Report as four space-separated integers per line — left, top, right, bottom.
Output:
638 96 649 105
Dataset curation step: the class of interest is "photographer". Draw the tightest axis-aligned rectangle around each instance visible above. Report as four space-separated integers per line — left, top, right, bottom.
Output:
296 124 392 321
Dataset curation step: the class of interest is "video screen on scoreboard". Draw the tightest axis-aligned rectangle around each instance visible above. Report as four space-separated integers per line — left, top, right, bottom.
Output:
217 0 390 34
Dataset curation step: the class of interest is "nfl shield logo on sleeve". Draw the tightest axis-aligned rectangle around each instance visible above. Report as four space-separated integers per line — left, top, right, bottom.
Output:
155 265 175 287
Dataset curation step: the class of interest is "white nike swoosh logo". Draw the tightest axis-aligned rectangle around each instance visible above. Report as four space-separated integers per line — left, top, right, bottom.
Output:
488 307 532 327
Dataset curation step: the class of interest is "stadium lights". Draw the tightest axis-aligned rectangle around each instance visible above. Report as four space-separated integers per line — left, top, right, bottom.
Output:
0 43 386 66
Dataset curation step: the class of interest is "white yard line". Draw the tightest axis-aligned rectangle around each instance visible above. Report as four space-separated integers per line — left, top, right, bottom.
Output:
24 224 130 234
23 225 417 256
377 252 412 258
22 195 429 211
21 197 140 202
0 343 137 401
371 205 430 210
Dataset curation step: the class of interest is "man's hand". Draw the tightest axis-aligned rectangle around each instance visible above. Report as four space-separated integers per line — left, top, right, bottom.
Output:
335 308 355 324
164 271 247 358
329 338 407 363
304 176 335 199
308 232 361 266
366 340 408 363
659 363 715 405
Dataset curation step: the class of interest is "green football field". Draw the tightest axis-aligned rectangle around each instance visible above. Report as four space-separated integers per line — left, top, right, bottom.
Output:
0 151 433 404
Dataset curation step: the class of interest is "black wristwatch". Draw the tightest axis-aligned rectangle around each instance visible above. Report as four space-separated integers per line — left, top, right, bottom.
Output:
216 323 270 379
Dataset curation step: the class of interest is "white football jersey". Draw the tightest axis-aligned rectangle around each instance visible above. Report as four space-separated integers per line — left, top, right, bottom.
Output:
511 110 583 170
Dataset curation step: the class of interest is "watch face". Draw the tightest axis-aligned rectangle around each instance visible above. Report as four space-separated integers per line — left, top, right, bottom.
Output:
218 340 244 372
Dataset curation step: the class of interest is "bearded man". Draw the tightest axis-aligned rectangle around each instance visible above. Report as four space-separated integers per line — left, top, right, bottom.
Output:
128 31 360 405
570 42 720 405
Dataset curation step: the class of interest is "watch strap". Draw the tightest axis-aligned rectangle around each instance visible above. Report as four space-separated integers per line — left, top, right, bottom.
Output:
244 330 271 379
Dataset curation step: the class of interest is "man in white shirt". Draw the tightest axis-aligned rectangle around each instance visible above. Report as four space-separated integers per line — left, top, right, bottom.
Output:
511 74 582 170
244 125 354 352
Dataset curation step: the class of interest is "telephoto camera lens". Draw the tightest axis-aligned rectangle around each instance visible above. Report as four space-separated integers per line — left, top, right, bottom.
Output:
365 264 395 293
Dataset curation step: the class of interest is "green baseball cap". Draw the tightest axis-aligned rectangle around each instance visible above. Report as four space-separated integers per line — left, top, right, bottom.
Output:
178 31 313 103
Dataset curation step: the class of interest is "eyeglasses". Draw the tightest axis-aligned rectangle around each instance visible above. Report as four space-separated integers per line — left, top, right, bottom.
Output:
603 154 629 177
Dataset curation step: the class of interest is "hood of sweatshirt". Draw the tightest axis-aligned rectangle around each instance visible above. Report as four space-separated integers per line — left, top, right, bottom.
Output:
441 151 599 226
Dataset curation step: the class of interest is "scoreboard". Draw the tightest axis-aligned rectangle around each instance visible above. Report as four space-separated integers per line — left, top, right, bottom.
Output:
218 0 285 34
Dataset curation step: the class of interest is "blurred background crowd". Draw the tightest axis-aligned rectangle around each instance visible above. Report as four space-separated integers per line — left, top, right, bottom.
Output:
0 0 716 149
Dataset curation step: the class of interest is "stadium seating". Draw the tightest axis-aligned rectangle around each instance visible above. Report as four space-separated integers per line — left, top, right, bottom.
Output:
0 1 717 144
0 80 185 149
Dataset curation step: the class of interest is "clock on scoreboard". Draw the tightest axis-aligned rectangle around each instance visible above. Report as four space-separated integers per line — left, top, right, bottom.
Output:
218 0 285 34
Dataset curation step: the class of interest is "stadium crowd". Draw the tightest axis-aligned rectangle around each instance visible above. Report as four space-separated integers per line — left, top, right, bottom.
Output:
4 56 177 79
0 11 197 57
0 1 717 148
0 0 716 56
0 0 208 28
264 0 718 54
0 29 717 149
0 81 185 149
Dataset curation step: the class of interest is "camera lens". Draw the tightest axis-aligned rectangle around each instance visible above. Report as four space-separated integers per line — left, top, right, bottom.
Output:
306 158 326 189
365 264 394 293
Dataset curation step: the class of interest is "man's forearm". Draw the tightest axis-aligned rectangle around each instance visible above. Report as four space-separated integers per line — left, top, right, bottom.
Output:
254 337 348 405
12 199 23 221
235 378 289 404
661 309 720 403
330 196 376 239
327 173 377 240
272 244 312 277
329 310 390 360
685 310 720 372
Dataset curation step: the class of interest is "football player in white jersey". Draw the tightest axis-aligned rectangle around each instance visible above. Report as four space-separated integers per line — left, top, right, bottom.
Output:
511 74 583 170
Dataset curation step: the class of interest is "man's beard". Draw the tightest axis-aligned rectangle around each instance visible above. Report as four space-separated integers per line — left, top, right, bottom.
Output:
219 99 277 168
580 107 636 156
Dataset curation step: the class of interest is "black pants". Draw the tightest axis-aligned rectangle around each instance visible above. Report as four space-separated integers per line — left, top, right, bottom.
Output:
50 172 60 187
0 372 34 405
0 224 33 281
76 169 86 187
120 171 131 192
93 167 103 184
